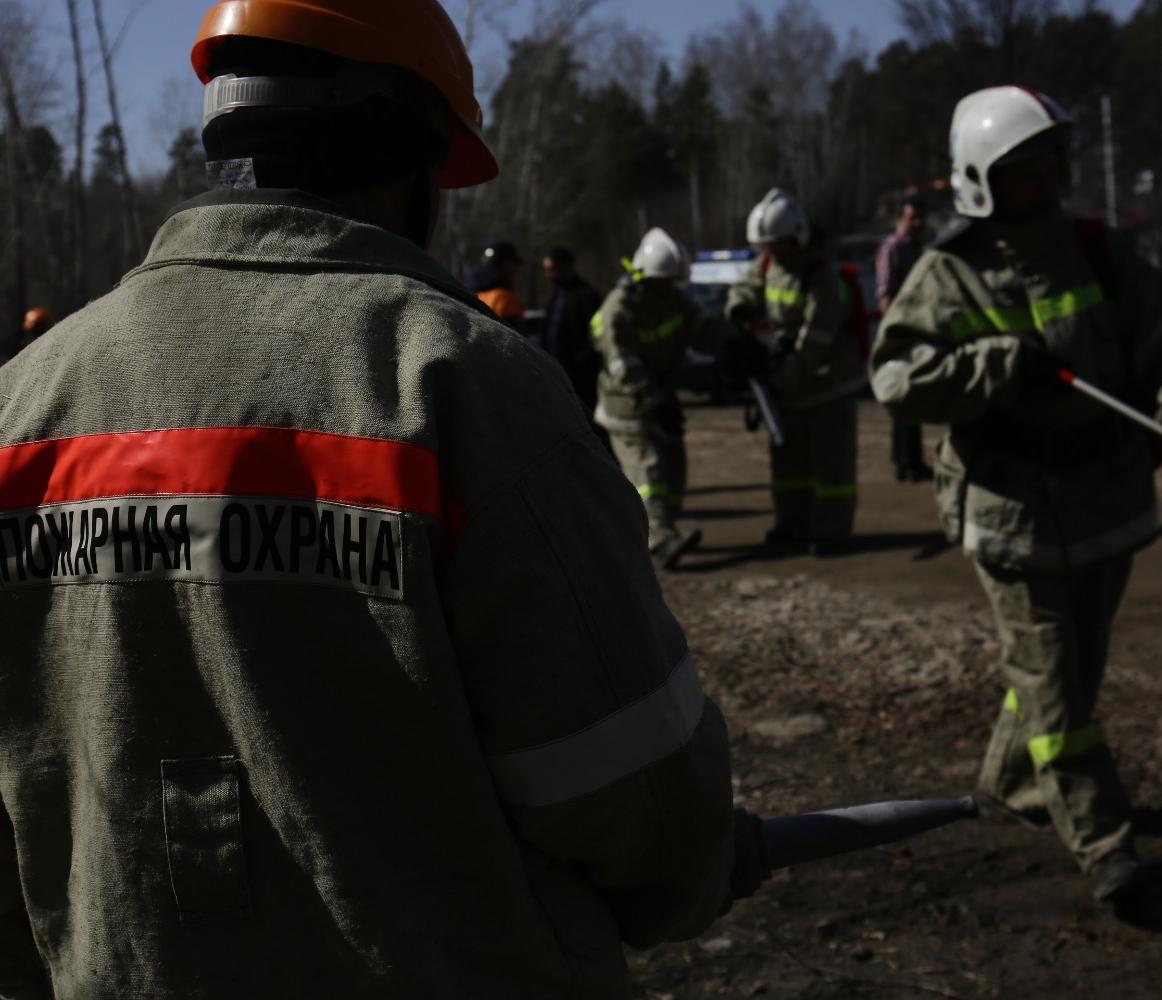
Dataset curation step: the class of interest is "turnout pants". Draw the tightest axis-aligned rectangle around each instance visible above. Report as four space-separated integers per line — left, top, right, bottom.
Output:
770 396 857 541
609 430 687 550
975 554 1134 873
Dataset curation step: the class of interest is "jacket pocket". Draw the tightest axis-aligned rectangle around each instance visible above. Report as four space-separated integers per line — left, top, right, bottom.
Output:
160 756 251 923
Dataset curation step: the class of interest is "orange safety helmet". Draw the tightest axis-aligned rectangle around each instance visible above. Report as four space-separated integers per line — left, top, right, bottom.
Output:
191 0 498 189
22 307 55 336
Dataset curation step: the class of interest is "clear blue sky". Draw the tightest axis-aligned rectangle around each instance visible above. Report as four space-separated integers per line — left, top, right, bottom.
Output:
41 0 1143 176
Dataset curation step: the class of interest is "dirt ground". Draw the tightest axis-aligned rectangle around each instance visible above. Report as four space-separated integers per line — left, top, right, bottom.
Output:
628 397 1162 999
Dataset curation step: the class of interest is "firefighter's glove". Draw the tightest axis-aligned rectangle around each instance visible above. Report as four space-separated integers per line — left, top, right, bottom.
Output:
719 332 769 387
655 400 685 438
727 301 762 327
730 808 772 900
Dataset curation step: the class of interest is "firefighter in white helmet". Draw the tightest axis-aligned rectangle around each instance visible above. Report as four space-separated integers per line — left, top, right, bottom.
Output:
726 189 866 556
871 86 1162 923
591 227 740 570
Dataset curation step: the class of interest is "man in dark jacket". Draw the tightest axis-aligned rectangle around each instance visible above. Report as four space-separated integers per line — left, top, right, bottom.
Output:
542 246 603 412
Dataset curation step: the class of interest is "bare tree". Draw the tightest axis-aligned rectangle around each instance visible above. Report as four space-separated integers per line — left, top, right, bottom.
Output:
528 0 609 42
90 0 142 261
581 20 665 108
895 0 1062 45
65 0 87 306
0 0 66 329
455 0 520 54
147 74 203 158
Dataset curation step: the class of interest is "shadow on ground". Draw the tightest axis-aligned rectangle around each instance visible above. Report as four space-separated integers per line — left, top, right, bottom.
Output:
680 507 771 521
676 531 952 573
685 483 769 497
853 531 952 560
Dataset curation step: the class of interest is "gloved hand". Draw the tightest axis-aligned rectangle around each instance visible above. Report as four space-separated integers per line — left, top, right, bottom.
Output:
1019 339 1069 396
730 807 772 900
655 399 685 437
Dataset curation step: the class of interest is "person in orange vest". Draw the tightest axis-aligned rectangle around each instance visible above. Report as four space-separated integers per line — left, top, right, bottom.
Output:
466 239 525 331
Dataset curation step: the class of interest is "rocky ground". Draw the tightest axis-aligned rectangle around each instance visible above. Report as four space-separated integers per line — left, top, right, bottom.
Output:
628 399 1162 999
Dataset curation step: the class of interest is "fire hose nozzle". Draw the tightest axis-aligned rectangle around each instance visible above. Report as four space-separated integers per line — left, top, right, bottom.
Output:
731 796 979 900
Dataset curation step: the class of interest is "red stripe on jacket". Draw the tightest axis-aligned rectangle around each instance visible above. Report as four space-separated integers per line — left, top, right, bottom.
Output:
0 426 445 523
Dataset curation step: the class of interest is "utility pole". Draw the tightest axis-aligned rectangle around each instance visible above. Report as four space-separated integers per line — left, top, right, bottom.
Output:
1101 94 1117 229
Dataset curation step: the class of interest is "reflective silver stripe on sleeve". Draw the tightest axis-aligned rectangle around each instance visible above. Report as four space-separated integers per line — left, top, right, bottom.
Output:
487 651 706 809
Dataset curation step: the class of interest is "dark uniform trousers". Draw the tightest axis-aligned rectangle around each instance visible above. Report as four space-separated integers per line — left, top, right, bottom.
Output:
770 396 858 542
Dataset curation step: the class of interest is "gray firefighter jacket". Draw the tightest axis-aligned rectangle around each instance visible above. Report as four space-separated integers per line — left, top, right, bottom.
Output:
0 189 735 999
871 212 1162 571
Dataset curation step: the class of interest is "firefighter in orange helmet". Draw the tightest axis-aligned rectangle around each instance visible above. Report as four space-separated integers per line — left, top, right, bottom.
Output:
0 2 735 996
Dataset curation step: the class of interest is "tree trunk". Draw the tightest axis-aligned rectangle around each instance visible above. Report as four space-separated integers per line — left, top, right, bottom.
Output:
689 164 702 251
65 0 88 308
0 58 67 306
91 0 143 264
4 114 26 356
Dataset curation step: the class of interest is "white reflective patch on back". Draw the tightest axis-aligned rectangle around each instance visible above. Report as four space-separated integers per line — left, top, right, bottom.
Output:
0 496 405 600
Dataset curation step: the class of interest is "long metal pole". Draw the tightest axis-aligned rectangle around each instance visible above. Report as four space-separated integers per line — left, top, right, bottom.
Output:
1058 368 1162 437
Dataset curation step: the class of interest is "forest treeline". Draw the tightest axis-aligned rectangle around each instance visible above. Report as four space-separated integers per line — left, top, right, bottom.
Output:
3 0 1162 355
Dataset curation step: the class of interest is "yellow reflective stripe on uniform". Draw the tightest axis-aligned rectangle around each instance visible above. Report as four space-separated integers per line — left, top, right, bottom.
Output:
948 285 1104 340
948 309 991 340
640 314 685 345
1027 723 1105 766
1030 283 1103 329
814 483 857 499
1003 688 1020 714
638 484 679 500
948 306 1035 340
590 311 604 338
486 651 706 808
767 287 804 306
836 276 849 303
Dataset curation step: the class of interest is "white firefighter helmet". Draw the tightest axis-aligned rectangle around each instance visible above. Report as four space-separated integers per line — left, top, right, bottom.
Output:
631 227 690 280
746 188 810 246
949 86 1072 218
